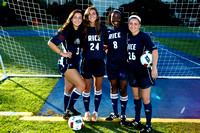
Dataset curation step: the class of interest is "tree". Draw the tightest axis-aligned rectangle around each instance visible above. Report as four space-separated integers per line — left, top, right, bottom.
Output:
118 0 176 25
47 0 93 24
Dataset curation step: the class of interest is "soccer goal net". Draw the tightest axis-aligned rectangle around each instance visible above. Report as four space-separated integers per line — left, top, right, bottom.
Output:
0 0 199 79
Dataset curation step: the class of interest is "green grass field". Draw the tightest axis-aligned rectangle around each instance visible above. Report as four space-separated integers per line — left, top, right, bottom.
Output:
0 77 59 114
154 38 200 58
142 25 196 32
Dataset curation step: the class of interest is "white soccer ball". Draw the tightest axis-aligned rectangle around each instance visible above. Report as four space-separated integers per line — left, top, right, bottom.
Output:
140 51 153 68
68 116 84 130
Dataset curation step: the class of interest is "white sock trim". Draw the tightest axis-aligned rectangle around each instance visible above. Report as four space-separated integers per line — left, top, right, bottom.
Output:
94 90 102 95
82 92 90 97
64 92 70 97
120 95 128 101
73 88 81 95
111 93 118 99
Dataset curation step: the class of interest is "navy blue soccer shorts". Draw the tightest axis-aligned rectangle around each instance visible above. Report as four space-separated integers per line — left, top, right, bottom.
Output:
58 56 80 76
128 68 155 89
106 61 128 81
81 58 105 79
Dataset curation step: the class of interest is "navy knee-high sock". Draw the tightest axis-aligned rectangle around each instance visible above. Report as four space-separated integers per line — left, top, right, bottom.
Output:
64 92 70 113
94 90 102 112
134 99 142 122
120 95 128 116
144 102 152 126
111 93 118 115
82 92 90 112
67 88 81 110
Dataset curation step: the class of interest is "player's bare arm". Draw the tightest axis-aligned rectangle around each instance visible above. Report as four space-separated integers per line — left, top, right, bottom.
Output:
151 49 158 79
48 41 72 58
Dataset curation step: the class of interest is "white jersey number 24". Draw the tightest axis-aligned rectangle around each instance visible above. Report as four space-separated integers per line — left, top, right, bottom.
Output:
90 43 99 51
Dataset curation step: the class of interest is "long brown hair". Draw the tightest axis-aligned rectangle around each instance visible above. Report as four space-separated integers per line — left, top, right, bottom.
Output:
83 6 101 44
58 9 82 32
56 9 83 47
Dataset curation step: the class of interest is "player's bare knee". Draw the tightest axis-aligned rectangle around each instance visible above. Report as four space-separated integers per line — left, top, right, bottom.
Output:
120 86 127 94
65 89 72 94
82 82 86 90
133 92 141 99
111 87 118 94
134 96 141 99
64 86 73 93
142 97 150 104
119 90 127 97
84 85 91 93
94 85 102 91
78 82 86 92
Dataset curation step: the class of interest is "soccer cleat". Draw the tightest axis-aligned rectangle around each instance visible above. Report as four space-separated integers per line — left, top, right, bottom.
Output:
120 115 127 126
128 119 143 129
65 108 81 118
105 113 119 121
84 111 91 121
70 108 81 115
63 112 68 120
140 125 152 133
91 111 98 122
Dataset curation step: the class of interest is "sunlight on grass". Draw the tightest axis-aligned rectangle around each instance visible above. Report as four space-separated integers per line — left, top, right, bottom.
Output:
0 77 59 115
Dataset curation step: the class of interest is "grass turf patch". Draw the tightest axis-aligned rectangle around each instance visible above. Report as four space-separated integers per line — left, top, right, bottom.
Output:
154 38 200 58
141 25 195 32
0 77 59 115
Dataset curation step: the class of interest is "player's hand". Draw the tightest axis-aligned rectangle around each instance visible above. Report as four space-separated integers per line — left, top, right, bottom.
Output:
104 45 108 50
60 51 72 58
151 67 158 79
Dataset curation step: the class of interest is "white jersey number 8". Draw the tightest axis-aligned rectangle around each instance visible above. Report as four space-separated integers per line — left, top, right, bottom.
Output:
113 41 118 49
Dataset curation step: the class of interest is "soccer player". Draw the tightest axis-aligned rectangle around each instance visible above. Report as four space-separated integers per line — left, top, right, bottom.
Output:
48 9 85 119
127 13 158 133
105 9 128 126
81 6 107 122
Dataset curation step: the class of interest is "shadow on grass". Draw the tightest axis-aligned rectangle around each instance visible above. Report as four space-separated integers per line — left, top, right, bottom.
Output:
72 121 164 133
8 78 63 113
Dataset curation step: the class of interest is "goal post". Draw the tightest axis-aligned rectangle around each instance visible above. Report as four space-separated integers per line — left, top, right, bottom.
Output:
0 54 9 81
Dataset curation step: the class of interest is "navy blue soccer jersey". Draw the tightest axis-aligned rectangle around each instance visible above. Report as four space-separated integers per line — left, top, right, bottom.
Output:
127 31 157 71
82 24 107 59
50 30 81 61
106 24 128 62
